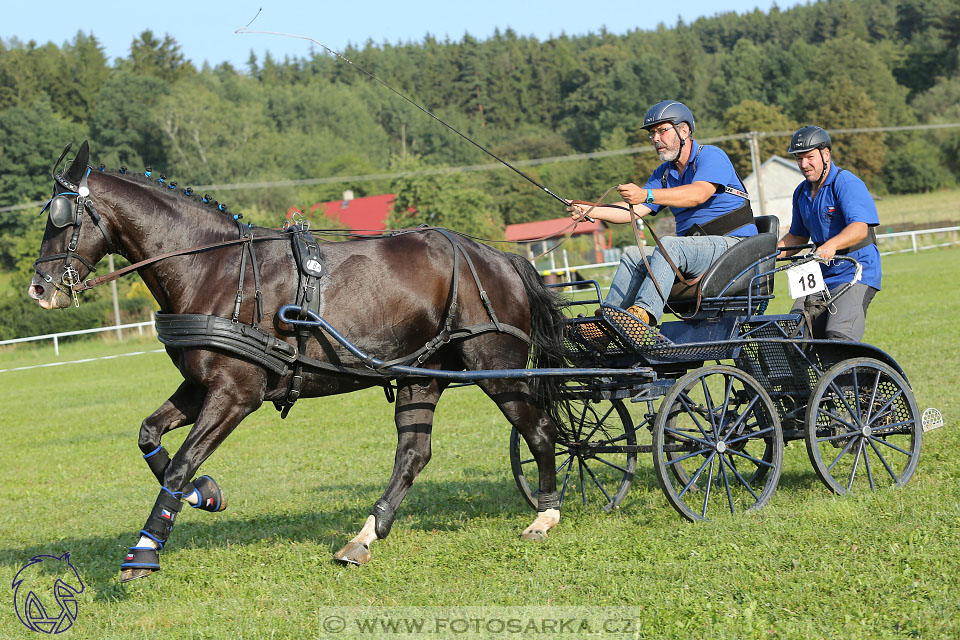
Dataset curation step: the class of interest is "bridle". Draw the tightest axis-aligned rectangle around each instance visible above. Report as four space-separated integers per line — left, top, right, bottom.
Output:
33 149 117 307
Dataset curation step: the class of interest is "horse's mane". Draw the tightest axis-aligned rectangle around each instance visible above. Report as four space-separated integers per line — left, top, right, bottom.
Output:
93 166 247 223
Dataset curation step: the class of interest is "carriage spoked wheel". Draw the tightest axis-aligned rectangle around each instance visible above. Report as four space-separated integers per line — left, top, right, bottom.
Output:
804 358 922 495
652 365 783 521
510 397 638 512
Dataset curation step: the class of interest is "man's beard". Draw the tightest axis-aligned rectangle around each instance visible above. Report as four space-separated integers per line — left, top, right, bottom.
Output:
656 142 678 162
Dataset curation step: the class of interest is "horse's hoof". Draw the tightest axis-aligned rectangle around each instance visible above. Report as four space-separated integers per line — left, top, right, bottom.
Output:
120 567 154 583
521 530 547 541
333 542 371 565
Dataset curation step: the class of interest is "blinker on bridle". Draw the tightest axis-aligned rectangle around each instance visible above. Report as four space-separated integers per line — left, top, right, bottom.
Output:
33 144 117 307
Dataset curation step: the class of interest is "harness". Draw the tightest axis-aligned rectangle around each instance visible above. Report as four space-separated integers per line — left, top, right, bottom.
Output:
33 165 118 306
660 144 754 238
791 169 878 254
152 225 531 417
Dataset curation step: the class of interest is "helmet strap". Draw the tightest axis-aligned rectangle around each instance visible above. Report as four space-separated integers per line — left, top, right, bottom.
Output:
669 123 686 164
817 148 830 184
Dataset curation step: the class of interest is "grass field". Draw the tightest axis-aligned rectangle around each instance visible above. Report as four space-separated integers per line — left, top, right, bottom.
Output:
874 188 960 230
1 249 958 639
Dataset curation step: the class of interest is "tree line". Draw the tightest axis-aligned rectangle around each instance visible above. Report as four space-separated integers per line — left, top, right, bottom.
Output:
2 0 958 336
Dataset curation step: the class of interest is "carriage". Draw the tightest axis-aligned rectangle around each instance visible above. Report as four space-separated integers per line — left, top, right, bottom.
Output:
279 214 930 522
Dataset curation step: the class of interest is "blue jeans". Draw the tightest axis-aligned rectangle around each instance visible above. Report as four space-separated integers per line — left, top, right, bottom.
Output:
605 235 740 320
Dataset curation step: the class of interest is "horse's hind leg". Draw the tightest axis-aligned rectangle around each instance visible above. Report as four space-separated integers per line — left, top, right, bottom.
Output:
121 378 264 583
137 381 226 512
478 377 560 541
334 377 441 565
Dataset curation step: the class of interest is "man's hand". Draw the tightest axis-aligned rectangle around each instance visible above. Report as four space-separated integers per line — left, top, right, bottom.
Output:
568 203 588 222
617 183 645 205
815 244 838 261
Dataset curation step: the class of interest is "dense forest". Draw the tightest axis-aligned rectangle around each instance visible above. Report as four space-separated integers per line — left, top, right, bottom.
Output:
1 0 959 337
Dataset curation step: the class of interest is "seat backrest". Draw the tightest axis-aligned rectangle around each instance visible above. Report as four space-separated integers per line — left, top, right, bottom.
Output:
754 214 779 237
666 219 779 317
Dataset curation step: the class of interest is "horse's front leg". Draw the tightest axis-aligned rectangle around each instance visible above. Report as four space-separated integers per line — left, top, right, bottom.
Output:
138 381 227 513
334 377 441 565
121 375 265 583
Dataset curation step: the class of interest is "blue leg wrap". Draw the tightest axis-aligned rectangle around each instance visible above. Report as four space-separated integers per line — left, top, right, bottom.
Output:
121 546 160 571
183 475 226 512
140 487 183 548
143 445 170 484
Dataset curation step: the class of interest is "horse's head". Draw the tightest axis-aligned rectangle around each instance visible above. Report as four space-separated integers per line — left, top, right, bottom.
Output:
29 141 117 309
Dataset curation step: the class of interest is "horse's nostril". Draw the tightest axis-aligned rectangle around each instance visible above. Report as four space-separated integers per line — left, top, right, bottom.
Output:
32 284 45 297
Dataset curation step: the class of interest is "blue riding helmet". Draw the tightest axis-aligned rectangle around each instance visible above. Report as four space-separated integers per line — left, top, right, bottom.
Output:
643 100 695 134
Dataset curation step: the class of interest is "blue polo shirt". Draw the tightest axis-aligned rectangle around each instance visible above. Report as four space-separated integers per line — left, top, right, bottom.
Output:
644 140 758 238
788 163 881 290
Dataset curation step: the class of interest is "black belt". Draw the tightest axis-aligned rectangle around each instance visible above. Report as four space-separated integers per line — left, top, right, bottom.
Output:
684 200 755 237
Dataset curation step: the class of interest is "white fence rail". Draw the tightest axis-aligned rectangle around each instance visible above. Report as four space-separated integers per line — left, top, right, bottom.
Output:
537 225 960 278
876 225 960 256
0 321 156 356
3 226 957 357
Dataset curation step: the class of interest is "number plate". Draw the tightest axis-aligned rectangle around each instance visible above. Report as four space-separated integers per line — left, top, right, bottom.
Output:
787 261 826 299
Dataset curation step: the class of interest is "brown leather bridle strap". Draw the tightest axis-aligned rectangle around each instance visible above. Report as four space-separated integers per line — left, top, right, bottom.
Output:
73 235 287 292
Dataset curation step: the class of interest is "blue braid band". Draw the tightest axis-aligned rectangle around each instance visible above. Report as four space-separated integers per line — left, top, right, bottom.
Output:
143 445 162 459
160 486 183 499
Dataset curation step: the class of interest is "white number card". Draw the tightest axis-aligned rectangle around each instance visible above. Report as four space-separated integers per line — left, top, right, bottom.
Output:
787 261 826 299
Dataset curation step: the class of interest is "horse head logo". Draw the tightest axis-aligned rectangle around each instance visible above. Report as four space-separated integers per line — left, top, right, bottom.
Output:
11 552 84 634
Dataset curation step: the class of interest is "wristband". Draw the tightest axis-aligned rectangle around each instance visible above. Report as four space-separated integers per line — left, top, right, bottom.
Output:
644 188 655 205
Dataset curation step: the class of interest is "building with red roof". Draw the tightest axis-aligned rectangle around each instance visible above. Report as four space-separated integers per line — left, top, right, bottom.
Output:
506 217 611 263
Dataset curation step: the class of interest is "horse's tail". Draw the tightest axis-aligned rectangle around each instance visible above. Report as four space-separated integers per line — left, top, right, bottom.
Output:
504 253 568 419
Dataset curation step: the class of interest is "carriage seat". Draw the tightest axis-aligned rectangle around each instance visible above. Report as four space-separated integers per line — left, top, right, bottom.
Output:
666 215 779 317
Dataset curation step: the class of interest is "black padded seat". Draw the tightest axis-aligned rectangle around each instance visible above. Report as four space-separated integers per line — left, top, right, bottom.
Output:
666 215 779 316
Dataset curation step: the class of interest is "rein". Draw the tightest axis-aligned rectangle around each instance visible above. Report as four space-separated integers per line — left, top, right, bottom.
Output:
72 235 287 292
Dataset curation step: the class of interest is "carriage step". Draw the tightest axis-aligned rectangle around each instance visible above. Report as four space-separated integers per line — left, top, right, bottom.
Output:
922 407 944 432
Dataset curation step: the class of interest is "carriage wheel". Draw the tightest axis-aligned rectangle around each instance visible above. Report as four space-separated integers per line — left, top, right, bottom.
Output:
652 365 783 521
805 358 921 495
510 398 637 512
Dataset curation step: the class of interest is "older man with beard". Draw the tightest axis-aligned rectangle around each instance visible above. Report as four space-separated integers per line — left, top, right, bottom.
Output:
570 100 757 327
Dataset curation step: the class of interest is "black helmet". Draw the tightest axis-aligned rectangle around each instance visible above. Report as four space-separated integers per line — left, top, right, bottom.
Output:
643 100 695 134
788 126 831 154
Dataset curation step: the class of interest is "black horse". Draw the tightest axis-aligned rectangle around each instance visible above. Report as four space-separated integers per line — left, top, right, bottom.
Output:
29 142 567 581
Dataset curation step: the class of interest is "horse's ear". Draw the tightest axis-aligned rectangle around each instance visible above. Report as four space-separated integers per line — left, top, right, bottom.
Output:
66 140 89 183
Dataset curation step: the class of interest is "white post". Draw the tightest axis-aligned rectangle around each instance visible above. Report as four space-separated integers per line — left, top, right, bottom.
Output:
53 335 59 356
912 232 918 253
109 255 122 340
749 132 766 216
549 245 556 271
562 249 571 282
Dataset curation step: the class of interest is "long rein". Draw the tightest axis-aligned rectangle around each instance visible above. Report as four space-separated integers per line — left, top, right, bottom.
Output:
72 234 287 293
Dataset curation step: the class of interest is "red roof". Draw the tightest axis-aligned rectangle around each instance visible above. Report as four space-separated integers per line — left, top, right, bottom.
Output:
505 217 604 242
310 194 395 236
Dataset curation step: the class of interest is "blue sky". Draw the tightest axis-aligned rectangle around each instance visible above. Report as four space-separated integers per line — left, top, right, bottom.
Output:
4 1 805 70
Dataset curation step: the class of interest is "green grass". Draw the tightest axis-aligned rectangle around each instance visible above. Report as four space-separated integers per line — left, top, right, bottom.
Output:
874 188 960 230
0 249 958 639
